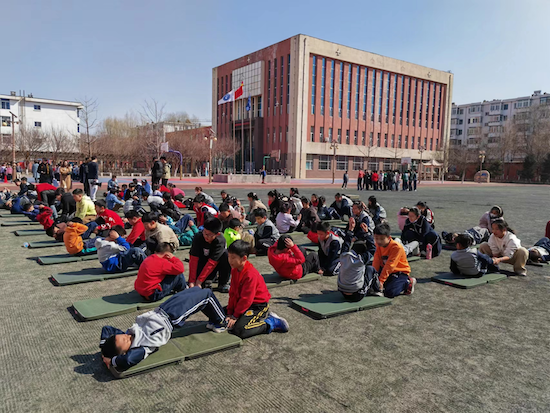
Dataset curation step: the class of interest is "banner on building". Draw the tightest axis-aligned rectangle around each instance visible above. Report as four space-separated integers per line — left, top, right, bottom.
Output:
401 157 412 165
270 149 281 162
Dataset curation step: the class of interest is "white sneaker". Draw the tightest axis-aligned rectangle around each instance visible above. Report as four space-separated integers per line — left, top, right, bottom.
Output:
206 322 226 333
409 277 417 294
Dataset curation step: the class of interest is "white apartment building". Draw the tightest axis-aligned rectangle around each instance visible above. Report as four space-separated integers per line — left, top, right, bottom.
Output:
0 91 82 153
450 90 550 160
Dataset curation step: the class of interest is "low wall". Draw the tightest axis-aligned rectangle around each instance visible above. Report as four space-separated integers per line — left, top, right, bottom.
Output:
213 174 291 184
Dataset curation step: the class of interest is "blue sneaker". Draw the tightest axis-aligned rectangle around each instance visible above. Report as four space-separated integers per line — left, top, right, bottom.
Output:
206 322 226 333
265 312 289 333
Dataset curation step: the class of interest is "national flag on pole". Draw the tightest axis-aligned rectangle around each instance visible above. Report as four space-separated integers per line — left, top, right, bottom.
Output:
246 95 251 111
217 81 244 105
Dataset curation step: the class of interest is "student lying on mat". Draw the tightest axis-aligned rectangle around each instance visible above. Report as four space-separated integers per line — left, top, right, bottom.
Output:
100 287 227 372
450 233 498 277
268 234 320 280
22 203 61 237
478 218 529 276
142 212 179 253
135 242 186 301
188 218 231 293
95 226 147 273
21 202 40 221
337 227 382 302
64 218 97 256
316 221 344 276
442 226 490 247
253 208 280 256
225 240 289 339
371 223 416 298
124 210 146 248
528 237 550 263
401 207 442 258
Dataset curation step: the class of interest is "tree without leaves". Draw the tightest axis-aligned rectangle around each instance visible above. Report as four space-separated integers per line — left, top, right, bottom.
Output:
139 99 166 160
447 144 476 182
46 126 76 164
16 126 47 165
79 96 99 158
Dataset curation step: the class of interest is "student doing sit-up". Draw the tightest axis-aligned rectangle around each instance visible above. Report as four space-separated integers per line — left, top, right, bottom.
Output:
450 233 498 277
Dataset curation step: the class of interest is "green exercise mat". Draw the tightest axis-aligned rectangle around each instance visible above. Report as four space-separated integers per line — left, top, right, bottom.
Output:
14 229 44 236
408 256 421 262
263 272 320 289
25 240 64 249
292 291 392 319
72 291 171 321
431 272 507 289
0 213 24 218
110 323 242 378
37 253 97 265
1 221 40 227
50 268 139 286
177 245 191 251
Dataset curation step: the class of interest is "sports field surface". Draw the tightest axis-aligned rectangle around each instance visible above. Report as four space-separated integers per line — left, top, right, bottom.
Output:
1 184 549 412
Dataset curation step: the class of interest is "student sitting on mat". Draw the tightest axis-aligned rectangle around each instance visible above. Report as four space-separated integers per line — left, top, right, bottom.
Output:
372 223 416 298
106 188 125 211
268 234 320 280
479 205 503 232
175 219 199 247
415 201 435 229
337 226 382 302
450 233 498 277
95 200 125 232
442 226 490 248
397 207 410 231
316 221 344 276
100 287 227 372
188 218 231 293
225 240 289 339
159 192 181 221
125 210 146 248
224 218 243 247
64 218 97 256
135 242 187 301
253 208 280 256
528 237 550 263
297 197 320 234
347 201 375 242
218 203 243 230
142 212 179 253
53 188 76 220
95 226 147 273
330 193 352 220
276 202 299 234
367 196 387 226
73 188 97 223
478 219 529 276
401 207 442 258
193 194 218 227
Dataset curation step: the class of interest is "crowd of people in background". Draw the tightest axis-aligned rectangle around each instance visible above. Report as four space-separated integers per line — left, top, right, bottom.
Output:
354 169 418 191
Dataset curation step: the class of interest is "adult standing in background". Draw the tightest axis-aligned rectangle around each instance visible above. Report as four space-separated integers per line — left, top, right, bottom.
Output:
80 158 89 195
151 157 163 186
161 156 170 187
357 169 364 191
59 160 72 190
38 158 53 184
32 160 40 183
87 155 99 201
410 170 417 191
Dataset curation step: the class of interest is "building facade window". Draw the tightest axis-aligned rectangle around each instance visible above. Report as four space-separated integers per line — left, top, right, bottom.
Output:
353 156 363 170
419 80 423 122
310 56 315 115
385 72 390 123
355 66 360 119
320 57 326 116
274 58 278 116
346 130 350 145
339 62 344 117
369 132 374 146
391 134 395 147
1 99 10 110
354 130 358 145
273 127 276 143
406 77 411 126
377 133 381 146
287 54 290 113
1 116 11 127
280 56 284 114
363 67 368 120
411 136 415 149
310 126 314 142
398 134 402 147
267 61 271 113
306 154 313 170
330 60 335 116
384 133 388 147
336 155 347 170
404 135 408 148
319 155 330 170
279 126 282 142
371 69 376 121
34 104 41 111
378 71 384 122
413 80 417 127
35 121 42 127
347 64 352 118
338 128 342 143
362 131 365 146
319 126 324 142
399 75 404 125
328 127 333 141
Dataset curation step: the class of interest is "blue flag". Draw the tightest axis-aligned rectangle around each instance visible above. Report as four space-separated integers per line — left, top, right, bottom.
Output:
246 95 251 111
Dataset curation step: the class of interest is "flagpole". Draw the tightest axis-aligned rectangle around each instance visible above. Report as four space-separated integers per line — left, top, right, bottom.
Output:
232 100 235 173
241 98 244 173
249 97 252 172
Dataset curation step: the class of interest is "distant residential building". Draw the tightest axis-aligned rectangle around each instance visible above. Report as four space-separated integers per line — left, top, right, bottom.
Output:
450 90 550 161
0 91 82 153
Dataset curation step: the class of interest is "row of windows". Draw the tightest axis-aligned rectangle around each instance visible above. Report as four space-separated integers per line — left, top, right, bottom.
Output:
306 155 413 171
0 101 42 111
310 56 443 130
452 103 510 116
266 126 289 143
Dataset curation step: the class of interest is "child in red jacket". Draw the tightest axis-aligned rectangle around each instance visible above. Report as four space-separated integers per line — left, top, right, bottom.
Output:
95 200 124 232
267 235 320 280
135 242 186 301
125 210 146 247
225 240 289 339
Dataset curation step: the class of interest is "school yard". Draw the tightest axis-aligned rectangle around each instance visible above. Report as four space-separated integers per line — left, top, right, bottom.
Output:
1 184 549 413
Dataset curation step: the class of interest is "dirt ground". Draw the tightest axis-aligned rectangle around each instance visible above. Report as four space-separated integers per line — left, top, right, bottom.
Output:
1 184 549 413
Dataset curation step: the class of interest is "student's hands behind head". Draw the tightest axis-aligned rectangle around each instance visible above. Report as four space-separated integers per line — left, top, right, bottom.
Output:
108 229 120 240
284 237 294 249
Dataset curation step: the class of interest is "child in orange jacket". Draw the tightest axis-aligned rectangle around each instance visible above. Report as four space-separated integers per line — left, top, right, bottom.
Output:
64 218 97 256
371 223 416 298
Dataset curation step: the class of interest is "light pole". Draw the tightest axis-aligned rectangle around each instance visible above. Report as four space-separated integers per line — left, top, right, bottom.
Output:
10 111 18 165
204 135 217 184
418 145 425 182
479 150 486 172
328 137 339 184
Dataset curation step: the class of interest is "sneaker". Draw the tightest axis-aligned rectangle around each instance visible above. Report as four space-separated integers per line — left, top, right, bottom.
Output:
265 312 289 333
406 277 417 295
370 291 384 297
217 284 230 293
206 322 226 333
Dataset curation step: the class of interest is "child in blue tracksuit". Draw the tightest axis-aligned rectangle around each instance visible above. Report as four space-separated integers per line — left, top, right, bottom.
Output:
105 188 125 210
100 287 226 372
94 226 147 273
22 203 41 221
450 233 497 277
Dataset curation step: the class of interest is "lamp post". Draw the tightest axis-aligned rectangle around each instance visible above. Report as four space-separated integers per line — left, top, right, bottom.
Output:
479 150 486 172
204 135 217 184
328 137 339 184
418 145 425 182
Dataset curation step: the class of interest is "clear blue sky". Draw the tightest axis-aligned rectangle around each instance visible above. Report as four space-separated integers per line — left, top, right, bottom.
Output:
4 0 548 123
